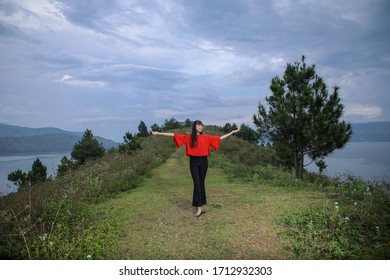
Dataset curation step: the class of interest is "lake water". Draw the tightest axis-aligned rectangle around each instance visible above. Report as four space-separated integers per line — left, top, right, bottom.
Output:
1 142 389 196
0 152 71 195
305 142 390 181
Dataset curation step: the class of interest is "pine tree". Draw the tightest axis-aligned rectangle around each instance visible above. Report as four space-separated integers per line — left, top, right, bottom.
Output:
150 123 161 132
119 132 142 155
222 123 238 133
28 158 47 183
8 169 28 190
57 156 76 176
137 120 149 137
184 118 192 127
161 117 180 131
71 129 105 165
253 56 352 178
8 158 48 190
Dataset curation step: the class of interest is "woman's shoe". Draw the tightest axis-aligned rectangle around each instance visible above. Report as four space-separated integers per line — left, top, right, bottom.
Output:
195 211 205 218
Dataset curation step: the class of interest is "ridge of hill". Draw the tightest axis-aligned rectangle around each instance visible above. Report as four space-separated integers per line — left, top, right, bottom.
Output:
350 121 390 142
0 123 82 138
0 123 119 155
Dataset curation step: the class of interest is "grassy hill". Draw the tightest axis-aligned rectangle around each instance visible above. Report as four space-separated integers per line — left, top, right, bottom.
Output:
0 127 389 260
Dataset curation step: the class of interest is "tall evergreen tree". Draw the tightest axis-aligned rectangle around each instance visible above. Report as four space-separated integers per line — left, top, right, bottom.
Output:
150 123 161 132
222 123 238 133
57 156 76 176
71 129 105 165
8 169 28 190
137 120 149 137
28 158 47 183
253 56 352 178
184 118 192 127
119 131 142 155
161 117 180 131
8 158 48 190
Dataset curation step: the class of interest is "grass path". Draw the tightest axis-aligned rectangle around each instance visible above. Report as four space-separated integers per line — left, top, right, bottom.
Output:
96 148 325 259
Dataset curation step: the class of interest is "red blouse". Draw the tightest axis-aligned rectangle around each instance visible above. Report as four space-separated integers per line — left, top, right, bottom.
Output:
174 134 221 156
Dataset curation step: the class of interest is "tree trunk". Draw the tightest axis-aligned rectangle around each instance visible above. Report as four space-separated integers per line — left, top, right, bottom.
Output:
298 153 304 179
294 148 304 179
293 147 299 178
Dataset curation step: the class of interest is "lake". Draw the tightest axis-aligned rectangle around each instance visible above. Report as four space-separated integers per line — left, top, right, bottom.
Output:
1 142 389 196
0 152 71 195
305 142 390 181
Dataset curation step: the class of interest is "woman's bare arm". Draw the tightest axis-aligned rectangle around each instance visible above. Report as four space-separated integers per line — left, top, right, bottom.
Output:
151 131 174 137
220 129 240 140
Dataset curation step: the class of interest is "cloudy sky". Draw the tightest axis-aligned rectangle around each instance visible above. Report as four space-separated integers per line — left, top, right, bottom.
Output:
0 0 389 142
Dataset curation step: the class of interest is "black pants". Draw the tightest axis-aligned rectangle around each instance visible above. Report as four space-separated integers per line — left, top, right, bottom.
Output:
189 156 208 207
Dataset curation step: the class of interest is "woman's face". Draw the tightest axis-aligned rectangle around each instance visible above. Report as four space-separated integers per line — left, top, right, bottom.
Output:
196 123 203 134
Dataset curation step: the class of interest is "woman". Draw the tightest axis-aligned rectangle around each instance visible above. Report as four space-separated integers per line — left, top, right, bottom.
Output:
152 120 239 218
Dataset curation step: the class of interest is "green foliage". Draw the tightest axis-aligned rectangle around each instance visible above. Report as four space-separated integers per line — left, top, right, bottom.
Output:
118 132 142 155
8 158 48 190
222 122 238 132
28 158 47 184
71 129 105 165
57 156 77 176
315 159 327 174
137 120 149 137
277 178 390 259
236 123 260 144
150 123 161 132
161 117 180 131
210 134 279 183
184 118 192 127
253 56 352 178
223 122 260 144
277 208 357 259
7 169 28 189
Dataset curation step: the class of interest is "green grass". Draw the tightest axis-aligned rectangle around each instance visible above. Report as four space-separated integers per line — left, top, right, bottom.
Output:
95 147 326 259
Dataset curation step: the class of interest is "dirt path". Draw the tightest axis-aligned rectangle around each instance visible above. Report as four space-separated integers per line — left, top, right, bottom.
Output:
96 148 324 259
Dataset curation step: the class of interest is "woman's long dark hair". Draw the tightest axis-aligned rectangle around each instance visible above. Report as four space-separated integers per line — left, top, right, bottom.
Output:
191 120 203 148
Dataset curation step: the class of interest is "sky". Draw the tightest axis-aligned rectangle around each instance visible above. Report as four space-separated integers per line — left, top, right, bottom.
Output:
0 0 389 142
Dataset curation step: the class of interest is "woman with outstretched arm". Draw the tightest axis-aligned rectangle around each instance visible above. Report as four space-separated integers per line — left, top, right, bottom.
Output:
152 120 239 218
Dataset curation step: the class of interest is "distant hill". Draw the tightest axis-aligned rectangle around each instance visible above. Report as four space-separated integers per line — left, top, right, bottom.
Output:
0 123 83 138
350 121 390 142
0 123 119 155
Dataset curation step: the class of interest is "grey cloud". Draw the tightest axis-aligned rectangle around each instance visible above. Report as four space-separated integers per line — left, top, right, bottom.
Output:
1 0 389 141
55 0 120 33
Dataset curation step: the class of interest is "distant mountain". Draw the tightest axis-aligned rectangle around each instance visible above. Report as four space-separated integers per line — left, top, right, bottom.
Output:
350 121 390 142
0 123 119 155
0 123 82 138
